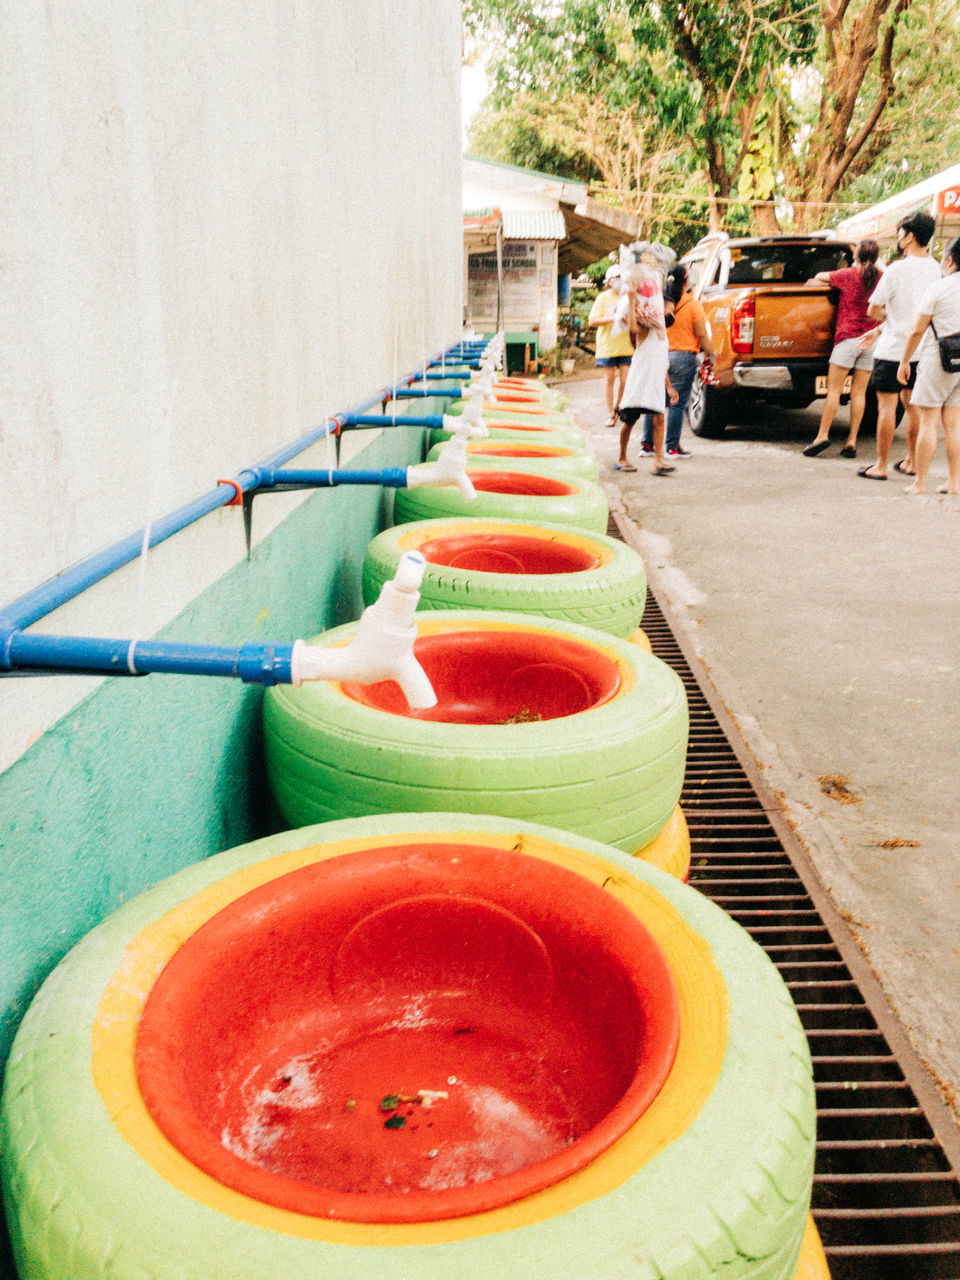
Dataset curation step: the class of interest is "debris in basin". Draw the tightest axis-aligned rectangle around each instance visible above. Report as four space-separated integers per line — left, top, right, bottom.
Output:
497 707 542 724
417 1089 448 1108
380 1094 401 1112
384 1115 406 1131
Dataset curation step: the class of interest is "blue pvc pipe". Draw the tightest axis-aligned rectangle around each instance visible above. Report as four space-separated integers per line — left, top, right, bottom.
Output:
6 632 296 685
259 467 409 489
0 334 491 680
343 413 444 429
394 386 463 399
0 372 412 642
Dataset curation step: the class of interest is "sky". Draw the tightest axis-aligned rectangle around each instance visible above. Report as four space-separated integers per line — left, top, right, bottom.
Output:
462 61 489 149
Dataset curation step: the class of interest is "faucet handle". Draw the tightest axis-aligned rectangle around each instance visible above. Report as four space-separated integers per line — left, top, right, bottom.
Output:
442 412 487 440
392 550 427 593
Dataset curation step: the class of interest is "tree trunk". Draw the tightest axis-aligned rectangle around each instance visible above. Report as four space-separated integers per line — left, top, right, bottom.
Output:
753 201 782 235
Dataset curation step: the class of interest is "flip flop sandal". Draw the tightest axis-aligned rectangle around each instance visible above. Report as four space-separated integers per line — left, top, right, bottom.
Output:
653 465 676 476
857 466 887 481
614 462 637 472
893 459 915 474
840 445 857 458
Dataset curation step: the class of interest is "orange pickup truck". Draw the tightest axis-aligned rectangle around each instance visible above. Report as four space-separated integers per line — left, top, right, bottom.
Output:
680 231 855 437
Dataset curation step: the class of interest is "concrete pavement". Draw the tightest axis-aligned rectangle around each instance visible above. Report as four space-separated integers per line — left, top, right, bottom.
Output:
560 371 960 1126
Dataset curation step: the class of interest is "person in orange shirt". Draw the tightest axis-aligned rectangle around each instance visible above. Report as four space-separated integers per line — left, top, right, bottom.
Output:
640 263 715 458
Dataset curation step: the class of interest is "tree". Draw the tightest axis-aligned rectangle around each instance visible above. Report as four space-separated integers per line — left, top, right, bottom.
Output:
465 0 958 235
628 0 818 231
464 1 716 250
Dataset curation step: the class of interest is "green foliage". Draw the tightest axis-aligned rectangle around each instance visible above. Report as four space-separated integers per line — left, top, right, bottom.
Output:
467 99 601 183
583 256 613 285
465 0 957 237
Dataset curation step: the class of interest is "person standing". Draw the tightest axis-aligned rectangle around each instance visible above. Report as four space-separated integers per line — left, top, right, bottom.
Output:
615 265 678 474
898 235 960 496
802 240 882 458
857 212 942 481
638 263 715 458
587 265 634 427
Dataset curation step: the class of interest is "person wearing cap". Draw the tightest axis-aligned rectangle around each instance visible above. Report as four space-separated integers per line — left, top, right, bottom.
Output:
588 264 635 427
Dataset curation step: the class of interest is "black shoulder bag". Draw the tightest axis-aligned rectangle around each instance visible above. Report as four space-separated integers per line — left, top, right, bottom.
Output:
931 320 960 373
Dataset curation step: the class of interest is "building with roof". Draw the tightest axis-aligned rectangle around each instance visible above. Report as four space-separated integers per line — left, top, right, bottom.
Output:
463 155 642 367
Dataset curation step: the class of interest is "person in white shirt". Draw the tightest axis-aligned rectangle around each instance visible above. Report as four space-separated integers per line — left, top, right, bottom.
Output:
898 235 960 495
857 212 942 481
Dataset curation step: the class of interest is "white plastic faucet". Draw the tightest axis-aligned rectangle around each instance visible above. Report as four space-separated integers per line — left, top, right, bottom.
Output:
441 410 487 440
469 376 494 405
289 551 437 708
406 435 477 501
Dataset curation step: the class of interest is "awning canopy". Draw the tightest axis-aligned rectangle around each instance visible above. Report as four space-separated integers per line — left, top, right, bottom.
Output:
555 193 641 274
836 163 960 247
463 156 643 273
501 209 568 241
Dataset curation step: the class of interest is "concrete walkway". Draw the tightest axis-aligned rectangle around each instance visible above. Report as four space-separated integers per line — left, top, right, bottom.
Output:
560 371 960 1126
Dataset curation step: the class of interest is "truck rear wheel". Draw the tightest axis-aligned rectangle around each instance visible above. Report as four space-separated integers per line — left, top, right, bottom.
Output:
687 380 730 438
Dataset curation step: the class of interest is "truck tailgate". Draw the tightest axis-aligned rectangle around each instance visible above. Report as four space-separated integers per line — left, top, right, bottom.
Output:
752 288 835 359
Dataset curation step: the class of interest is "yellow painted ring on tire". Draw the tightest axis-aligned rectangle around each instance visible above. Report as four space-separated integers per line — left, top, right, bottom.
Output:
630 626 653 652
793 1216 831 1278
632 804 691 881
92 829 727 1244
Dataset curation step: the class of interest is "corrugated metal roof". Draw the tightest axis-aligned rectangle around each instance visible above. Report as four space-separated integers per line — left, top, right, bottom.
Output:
501 209 566 241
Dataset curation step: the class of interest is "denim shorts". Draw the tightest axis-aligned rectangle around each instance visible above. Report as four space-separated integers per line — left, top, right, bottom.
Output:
830 336 875 372
596 356 632 368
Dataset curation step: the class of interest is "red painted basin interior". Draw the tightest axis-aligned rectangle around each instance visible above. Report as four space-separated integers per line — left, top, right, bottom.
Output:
135 842 680 1223
467 469 575 497
417 532 601 576
491 392 538 403
471 443 572 459
480 421 555 433
342 628 621 722
484 403 552 415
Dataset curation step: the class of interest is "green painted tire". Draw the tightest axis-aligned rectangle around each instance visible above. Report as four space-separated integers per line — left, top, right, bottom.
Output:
263 610 685 852
429 424 586 451
446 402 574 428
425 442 599 481
0 812 814 1280
394 473 608 534
362 519 646 639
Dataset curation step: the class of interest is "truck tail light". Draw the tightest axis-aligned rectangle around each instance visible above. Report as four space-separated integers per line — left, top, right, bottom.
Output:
731 297 755 355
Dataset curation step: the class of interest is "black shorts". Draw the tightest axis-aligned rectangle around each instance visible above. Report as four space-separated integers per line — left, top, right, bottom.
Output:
618 406 659 425
869 358 916 395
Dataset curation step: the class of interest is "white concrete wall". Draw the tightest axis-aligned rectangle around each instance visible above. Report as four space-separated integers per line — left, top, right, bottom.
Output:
0 0 462 772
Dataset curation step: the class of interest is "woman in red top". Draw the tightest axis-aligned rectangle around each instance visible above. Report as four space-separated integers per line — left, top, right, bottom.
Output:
802 240 882 458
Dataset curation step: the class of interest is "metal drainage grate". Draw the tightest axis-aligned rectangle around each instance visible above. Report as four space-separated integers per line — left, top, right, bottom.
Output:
638 586 960 1280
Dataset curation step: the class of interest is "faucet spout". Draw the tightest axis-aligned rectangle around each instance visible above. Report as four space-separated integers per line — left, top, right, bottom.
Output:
406 436 477 500
290 551 437 708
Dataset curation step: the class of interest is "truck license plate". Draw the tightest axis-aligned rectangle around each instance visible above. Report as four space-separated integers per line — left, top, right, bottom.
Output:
815 374 852 396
